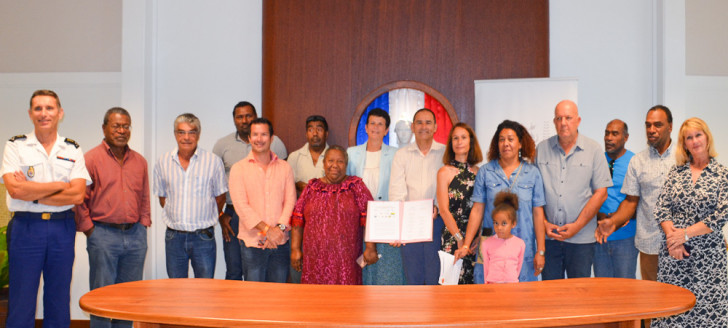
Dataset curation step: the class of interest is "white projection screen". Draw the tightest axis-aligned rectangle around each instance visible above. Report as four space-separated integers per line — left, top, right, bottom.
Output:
473 78 578 158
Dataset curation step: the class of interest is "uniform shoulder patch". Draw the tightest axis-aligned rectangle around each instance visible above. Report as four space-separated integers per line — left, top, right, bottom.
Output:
9 135 26 142
64 138 80 148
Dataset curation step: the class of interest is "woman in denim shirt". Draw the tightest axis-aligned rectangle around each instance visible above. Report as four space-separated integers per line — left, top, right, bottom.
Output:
455 120 546 282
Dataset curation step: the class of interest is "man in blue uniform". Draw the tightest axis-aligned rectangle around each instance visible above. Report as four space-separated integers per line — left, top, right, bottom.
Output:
1 90 91 328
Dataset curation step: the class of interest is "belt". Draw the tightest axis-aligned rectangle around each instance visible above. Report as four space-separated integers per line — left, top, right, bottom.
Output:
95 221 136 231
167 226 214 239
167 226 214 234
13 209 74 220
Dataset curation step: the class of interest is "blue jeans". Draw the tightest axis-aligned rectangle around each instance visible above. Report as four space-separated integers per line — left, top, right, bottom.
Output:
542 240 594 280
400 216 443 285
222 206 243 280
240 240 290 283
593 236 638 279
87 222 147 328
7 211 75 328
165 227 216 278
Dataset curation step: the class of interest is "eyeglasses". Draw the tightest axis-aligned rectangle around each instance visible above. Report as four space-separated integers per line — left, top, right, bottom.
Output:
175 130 199 136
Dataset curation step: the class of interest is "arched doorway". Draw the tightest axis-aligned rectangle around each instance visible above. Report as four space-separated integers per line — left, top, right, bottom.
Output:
348 81 459 147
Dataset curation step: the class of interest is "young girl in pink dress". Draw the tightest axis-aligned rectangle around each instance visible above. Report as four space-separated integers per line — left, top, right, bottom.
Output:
480 191 525 283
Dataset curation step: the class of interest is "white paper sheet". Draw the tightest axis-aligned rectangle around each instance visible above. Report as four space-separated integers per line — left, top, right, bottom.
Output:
365 201 400 242
438 251 463 285
400 199 433 242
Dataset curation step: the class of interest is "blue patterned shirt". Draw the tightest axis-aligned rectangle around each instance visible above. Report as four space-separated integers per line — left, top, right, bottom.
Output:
153 147 227 231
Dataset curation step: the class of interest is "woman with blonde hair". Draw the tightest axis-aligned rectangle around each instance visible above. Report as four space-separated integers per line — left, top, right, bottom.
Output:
653 117 727 327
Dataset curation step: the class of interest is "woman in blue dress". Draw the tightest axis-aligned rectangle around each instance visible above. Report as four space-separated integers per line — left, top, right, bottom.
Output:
455 120 546 282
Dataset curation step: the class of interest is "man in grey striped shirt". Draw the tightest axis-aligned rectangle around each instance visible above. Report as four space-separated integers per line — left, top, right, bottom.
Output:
153 113 227 278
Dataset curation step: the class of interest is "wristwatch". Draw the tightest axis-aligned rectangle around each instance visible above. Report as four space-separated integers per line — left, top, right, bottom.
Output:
538 250 545 256
277 224 287 232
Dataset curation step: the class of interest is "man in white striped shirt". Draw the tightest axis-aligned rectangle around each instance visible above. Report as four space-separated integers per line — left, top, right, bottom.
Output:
153 113 227 278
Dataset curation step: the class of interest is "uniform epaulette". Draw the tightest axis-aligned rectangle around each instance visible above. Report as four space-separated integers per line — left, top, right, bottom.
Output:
9 135 26 142
64 138 80 148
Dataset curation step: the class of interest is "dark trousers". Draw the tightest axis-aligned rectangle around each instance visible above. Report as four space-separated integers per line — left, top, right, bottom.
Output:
542 239 594 280
222 206 243 280
401 216 443 285
7 211 76 328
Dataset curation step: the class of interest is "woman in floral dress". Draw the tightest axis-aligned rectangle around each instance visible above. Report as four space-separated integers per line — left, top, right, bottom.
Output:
653 118 727 327
436 123 483 284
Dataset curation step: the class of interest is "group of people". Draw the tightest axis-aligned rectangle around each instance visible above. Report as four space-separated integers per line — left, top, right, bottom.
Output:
1 90 726 328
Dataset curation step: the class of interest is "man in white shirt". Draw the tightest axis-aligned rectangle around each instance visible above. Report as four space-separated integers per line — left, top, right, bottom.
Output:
2 90 91 327
287 115 329 195
389 108 445 285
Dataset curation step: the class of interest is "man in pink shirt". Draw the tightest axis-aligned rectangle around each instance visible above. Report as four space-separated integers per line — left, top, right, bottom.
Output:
75 107 151 328
229 118 296 282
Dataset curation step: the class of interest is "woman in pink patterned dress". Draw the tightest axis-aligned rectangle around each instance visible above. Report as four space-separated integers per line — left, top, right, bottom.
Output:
290 146 379 284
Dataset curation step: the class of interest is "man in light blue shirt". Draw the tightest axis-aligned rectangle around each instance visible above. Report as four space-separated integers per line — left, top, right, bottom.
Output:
154 113 227 278
536 100 612 280
593 119 637 278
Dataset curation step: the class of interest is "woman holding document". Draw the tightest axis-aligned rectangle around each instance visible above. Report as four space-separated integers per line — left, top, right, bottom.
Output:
455 120 546 283
291 146 379 285
346 109 406 285
436 123 483 284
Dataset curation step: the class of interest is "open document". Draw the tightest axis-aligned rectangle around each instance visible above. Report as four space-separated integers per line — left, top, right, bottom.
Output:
364 199 433 243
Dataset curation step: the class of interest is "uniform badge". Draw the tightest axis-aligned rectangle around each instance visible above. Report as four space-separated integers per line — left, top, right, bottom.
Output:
27 166 35 178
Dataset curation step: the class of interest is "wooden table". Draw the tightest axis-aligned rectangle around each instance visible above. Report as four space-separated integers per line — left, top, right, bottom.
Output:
80 278 694 328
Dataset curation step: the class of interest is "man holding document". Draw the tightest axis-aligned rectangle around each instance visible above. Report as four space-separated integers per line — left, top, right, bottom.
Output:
386 108 446 285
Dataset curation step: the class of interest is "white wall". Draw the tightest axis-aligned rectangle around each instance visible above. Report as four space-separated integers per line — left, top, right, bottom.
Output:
550 0 655 150
148 0 263 285
0 0 263 320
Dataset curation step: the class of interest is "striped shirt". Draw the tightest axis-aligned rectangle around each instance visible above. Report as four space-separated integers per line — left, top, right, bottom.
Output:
153 147 227 231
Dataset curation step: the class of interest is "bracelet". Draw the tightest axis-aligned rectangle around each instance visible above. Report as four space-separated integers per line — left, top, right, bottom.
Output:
454 231 464 241
684 228 690 242
258 225 270 236
462 245 470 250
218 211 225 218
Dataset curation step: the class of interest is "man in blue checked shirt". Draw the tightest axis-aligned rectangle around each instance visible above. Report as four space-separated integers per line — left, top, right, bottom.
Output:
153 113 227 278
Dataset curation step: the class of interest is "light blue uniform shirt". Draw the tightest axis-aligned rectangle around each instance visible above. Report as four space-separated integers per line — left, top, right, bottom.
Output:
471 160 546 262
536 134 613 244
